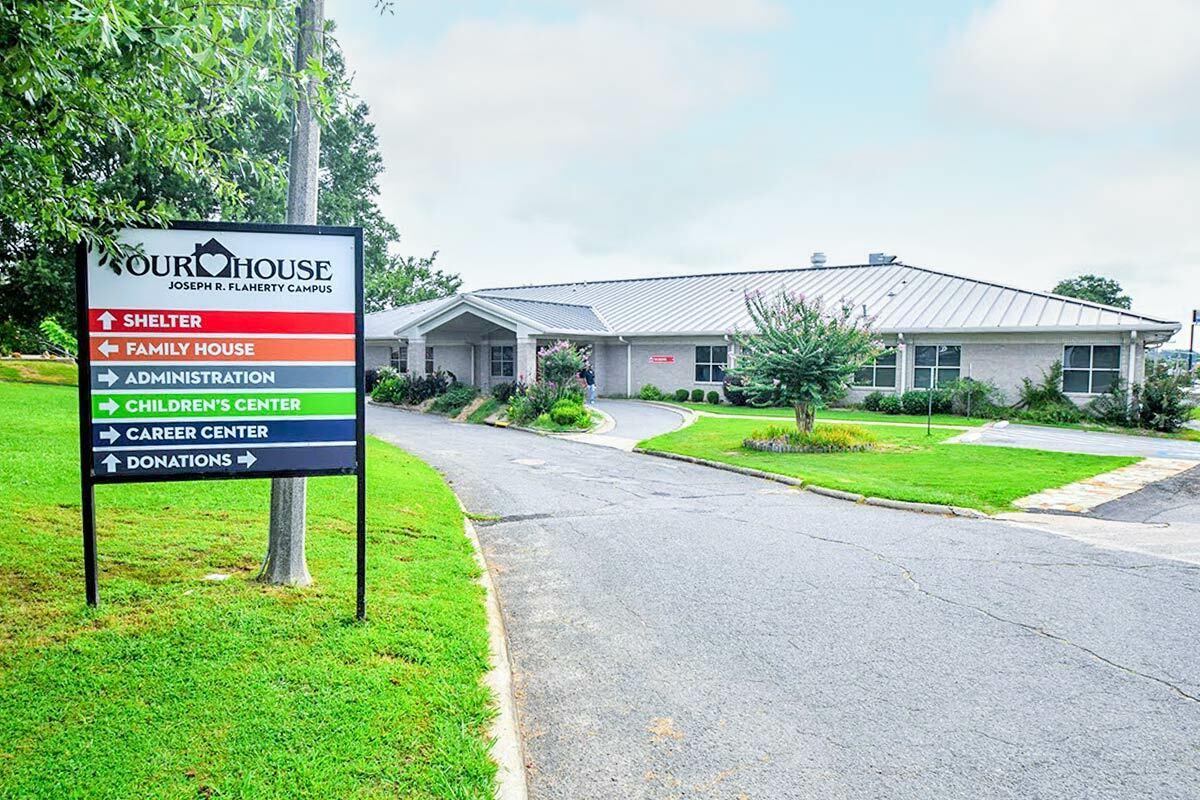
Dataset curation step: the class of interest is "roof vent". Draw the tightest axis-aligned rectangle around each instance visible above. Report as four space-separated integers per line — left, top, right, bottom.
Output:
869 252 898 266
811 252 827 267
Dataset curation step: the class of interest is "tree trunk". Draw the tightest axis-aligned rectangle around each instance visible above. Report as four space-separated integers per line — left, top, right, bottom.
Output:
263 0 323 587
794 402 815 435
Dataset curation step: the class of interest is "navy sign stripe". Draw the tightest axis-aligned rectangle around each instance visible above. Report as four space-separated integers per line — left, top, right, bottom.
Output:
93 445 356 479
91 418 356 449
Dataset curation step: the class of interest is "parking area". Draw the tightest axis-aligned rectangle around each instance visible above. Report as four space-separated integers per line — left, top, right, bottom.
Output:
956 422 1200 460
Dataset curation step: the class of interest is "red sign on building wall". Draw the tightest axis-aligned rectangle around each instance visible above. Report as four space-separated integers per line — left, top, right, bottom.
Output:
649 355 675 364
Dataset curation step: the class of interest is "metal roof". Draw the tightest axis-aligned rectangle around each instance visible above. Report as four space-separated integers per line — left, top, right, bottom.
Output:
364 295 456 339
473 295 610 332
364 263 1179 339
474 263 1178 335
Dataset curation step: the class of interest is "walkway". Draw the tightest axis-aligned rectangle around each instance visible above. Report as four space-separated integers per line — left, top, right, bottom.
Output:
367 405 1200 800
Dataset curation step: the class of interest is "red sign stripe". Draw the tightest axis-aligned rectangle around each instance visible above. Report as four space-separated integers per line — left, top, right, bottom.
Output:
88 308 356 334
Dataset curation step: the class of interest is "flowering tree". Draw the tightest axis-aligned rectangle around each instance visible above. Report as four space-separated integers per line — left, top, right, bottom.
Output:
538 340 588 385
732 291 879 434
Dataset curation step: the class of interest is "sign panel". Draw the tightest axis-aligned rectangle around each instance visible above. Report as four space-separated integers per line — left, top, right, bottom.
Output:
78 222 363 484
649 355 675 364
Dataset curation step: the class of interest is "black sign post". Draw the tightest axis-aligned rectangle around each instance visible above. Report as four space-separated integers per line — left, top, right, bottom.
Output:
75 221 366 619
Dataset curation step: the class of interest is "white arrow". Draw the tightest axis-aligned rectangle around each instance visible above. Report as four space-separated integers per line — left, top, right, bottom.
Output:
99 427 120 443
98 368 118 386
237 451 257 468
97 340 119 358
97 310 116 331
98 398 119 415
101 454 119 473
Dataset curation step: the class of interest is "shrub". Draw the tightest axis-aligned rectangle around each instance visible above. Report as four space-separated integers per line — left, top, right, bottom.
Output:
1018 403 1082 425
722 374 749 406
744 423 876 453
370 367 409 404
673 388 689 402
550 399 590 427
900 389 952 416
862 391 884 412
901 390 930 416
1019 361 1071 409
1132 362 1195 432
639 384 665 401
690 388 705 402
508 380 582 425
945 378 1000 417
365 368 380 394
430 384 479 415
534 413 553 428
538 340 587 385
1086 380 1131 426
491 381 520 403
404 370 454 403
706 390 720 405
878 394 903 415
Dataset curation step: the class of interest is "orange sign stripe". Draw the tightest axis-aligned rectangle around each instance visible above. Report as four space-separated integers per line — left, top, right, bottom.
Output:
89 336 355 362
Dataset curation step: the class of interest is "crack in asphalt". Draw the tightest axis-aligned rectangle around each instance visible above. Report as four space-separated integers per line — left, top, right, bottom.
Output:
722 509 1200 705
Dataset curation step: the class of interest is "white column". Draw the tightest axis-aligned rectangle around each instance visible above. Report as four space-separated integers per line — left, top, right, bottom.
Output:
408 336 426 376
516 336 537 384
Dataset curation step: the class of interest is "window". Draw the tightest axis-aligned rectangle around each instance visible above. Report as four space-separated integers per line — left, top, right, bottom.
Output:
913 345 960 388
694 345 728 383
1063 345 1120 393
425 346 435 374
490 346 515 378
854 348 897 388
389 346 407 372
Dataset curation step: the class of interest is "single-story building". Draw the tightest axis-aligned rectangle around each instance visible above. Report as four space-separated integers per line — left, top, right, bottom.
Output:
364 255 1180 405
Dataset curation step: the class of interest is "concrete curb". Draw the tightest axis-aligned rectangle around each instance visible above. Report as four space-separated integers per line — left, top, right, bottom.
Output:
641 400 700 430
589 406 616 435
634 447 989 519
459 512 529 800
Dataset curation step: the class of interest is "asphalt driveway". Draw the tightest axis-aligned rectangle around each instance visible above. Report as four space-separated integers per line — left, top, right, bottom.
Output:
957 422 1200 459
368 406 1200 800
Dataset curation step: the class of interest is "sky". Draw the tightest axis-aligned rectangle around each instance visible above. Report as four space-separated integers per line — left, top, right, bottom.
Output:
326 0 1200 342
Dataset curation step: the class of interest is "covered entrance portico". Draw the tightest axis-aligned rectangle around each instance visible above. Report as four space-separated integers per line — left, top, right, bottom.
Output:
390 294 614 392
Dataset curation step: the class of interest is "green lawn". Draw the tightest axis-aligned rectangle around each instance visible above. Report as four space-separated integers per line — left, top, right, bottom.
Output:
0 381 495 799
0 358 77 385
638 417 1137 513
666 401 988 427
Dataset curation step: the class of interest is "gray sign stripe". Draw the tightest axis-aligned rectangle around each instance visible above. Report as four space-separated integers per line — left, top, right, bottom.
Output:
89 364 357 391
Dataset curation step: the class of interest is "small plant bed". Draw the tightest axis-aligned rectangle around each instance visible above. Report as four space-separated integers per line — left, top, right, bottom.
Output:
744 423 876 453
638 416 1137 513
526 408 599 433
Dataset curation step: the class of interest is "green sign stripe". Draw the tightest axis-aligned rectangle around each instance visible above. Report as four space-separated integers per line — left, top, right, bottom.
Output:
92 391 356 419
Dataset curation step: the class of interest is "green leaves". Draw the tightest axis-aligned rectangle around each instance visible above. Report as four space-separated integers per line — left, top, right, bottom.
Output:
731 290 879 430
0 0 298 251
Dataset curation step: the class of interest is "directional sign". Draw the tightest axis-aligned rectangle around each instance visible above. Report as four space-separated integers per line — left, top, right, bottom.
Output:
75 221 366 613
77 221 363 483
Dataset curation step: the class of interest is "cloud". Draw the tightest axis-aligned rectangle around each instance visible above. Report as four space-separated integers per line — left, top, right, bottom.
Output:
359 14 761 175
563 0 788 30
939 0 1200 131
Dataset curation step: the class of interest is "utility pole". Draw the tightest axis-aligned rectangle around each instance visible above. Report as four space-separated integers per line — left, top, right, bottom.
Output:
262 0 324 586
